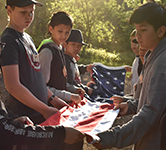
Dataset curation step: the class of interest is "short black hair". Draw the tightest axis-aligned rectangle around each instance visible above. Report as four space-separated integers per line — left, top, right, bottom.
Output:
129 2 166 31
48 11 73 28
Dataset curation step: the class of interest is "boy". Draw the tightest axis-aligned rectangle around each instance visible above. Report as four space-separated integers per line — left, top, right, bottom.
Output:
0 39 84 149
130 29 140 93
92 2 166 150
64 29 94 95
38 12 85 105
1 1 85 144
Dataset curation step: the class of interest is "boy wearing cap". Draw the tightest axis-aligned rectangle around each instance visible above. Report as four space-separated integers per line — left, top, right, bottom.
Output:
64 29 94 95
0 1 84 148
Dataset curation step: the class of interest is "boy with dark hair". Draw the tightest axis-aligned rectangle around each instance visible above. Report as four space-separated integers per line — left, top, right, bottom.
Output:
38 11 84 105
92 2 166 150
64 29 94 95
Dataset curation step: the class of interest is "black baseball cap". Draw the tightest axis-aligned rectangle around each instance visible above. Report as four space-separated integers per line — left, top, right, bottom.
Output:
6 0 42 8
66 29 87 45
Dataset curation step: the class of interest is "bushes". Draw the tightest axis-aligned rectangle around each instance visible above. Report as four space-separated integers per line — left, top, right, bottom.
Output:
78 48 121 66
78 47 134 67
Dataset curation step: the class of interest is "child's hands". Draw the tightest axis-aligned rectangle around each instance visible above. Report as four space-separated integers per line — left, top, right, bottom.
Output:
88 88 93 95
43 107 59 119
14 116 34 125
111 95 124 106
86 81 95 87
86 64 94 73
76 87 85 96
64 127 85 144
114 102 129 116
50 96 69 110
124 65 132 72
71 93 81 104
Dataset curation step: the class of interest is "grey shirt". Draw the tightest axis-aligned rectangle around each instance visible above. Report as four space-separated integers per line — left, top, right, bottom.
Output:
98 37 166 150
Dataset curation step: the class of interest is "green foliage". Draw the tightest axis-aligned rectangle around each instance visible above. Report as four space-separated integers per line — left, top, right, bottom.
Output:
78 47 121 66
1 0 166 66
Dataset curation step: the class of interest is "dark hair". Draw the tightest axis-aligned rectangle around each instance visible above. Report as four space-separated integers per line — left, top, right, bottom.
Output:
129 2 166 31
48 11 73 28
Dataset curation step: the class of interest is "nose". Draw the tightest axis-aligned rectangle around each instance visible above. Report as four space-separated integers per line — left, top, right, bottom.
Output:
136 30 141 38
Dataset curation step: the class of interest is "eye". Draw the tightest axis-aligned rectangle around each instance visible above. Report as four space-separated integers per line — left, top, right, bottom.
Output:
58 30 63 33
21 11 26 15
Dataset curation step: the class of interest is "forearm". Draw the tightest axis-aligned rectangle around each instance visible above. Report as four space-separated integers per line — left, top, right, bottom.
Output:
7 82 49 116
48 86 71 102
0 110 65 148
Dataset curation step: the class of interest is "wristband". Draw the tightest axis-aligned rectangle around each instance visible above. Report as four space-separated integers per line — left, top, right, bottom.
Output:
48 94 55 102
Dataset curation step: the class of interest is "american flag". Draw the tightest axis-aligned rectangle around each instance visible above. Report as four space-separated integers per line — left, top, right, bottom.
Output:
40 98 119 143
86 63 126 103
40 63 126 143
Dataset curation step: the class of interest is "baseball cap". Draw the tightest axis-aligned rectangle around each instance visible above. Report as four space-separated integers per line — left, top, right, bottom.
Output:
6 0 42 8
66 29 87 45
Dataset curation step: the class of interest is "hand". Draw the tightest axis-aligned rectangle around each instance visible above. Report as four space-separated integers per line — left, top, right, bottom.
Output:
88 88 93 95
64 127 85 144
50 96 69 110
86 64 94 73
43 106 59 119
124 65 132 72
86 81 95 87
129 73 133 80
114 102 129 116
14 116 34 125
111 95 124 106
76 87 85 96
71 93 81 104
92 140 102 149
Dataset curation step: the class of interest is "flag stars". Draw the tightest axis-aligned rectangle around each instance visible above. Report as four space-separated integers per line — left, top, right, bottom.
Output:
120 82 124 85
122 72 125 75
100 74 104 77
114 77 118 80
106 81 110 84
107 72 111 75
120 91 124 94
113 87 117 90
94 85 98 89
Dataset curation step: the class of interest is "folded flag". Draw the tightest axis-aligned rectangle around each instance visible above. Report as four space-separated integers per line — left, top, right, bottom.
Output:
86 63 126 103
40 98 119 143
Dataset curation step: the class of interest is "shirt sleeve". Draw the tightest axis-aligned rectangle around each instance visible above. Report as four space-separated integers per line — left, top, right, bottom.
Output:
48 86 71 102
1 35 19 66
39 48 53 83
0 107 65 150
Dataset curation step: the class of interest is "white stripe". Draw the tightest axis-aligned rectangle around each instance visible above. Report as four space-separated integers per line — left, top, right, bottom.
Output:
93 62 125 70
61 100 101 127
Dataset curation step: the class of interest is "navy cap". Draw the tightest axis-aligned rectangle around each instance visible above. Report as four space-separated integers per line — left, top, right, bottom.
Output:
66 29 87 45
6 0 42 8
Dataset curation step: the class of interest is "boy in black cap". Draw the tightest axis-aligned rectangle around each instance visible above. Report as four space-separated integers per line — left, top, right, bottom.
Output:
0 1 84 148
64 29 94 95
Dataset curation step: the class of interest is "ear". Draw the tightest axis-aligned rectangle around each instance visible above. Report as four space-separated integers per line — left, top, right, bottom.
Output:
48 26 53 34
157 26 166 38
7 6 12 15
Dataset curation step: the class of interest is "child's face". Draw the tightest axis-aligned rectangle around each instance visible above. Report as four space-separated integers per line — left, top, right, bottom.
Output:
64 41 83 58
130 36 139 55
135 21 161 51
49 24 71 46
7 4 35 33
